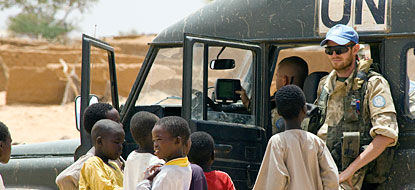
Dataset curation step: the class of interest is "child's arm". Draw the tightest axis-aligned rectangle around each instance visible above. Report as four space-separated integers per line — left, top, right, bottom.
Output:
114 156 125 171
136 165 162 190
137 166 193 190
79 158 123 190
222 172 236 190
56 152 93 189
318 144 340 190
123 158 134 190
136 180 152 190
55 165 80 189
253 137 289 190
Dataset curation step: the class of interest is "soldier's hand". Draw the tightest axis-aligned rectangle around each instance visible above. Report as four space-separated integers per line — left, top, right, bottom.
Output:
235 88 249 108
339 170 355 190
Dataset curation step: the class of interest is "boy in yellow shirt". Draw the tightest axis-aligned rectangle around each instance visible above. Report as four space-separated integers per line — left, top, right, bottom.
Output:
56 103 123 190
79 119 125 190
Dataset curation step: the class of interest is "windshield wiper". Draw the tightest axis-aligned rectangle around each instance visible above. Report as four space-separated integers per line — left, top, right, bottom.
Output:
154 96 182 105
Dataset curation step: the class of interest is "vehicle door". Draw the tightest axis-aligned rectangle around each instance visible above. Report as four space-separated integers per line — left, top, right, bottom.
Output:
378 36 415 188
75 34 120 159
381 37 415 120
183 34 267 190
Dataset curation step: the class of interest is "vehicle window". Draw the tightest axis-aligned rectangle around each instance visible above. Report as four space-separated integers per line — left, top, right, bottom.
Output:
89 46 139 107
90 47 119 105
270 44 372 96
191 43 255 126
270 45 331 95
135 48 183 105
406 48 415 115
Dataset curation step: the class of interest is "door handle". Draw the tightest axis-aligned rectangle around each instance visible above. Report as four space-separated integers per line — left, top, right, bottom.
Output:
246 164 254 189
215 144 232 154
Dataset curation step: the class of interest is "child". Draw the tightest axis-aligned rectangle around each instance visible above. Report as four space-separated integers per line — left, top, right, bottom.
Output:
123 111 165 190
136 116 192 190
183 137 208 190
188 131 235 190
79 119 125 189
0 121 12 189
56 103 121 190
253 85 339 190
189 158 208 190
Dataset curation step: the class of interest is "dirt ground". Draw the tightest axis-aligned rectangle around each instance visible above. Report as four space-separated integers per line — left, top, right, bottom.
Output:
0 92 79 144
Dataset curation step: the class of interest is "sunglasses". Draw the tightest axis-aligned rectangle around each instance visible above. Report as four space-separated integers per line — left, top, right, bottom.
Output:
325 44 355 55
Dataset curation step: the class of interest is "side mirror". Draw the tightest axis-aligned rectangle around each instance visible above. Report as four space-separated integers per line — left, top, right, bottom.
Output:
209 59 235 70
75 95 99 131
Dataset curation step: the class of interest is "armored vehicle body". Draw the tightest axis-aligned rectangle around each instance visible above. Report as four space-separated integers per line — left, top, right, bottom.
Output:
2 0 415 189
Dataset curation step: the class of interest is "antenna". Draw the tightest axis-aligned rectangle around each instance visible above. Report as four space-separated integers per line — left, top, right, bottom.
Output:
94 24 97 38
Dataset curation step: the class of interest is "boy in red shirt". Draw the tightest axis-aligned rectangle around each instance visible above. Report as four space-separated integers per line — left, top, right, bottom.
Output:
188 131 235 190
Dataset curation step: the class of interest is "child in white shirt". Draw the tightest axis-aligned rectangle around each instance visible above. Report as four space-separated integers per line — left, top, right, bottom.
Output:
124 111 164 190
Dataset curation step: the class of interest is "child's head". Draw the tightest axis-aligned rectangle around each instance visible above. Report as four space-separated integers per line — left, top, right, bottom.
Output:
188 131 215 168
130 111 159 151
83 103 120 134
275 85 306 121
152 116 190 161
0 121 11 164
91 119 125 161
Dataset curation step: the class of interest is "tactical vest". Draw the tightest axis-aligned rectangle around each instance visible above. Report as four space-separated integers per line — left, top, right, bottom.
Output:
316 67 395 184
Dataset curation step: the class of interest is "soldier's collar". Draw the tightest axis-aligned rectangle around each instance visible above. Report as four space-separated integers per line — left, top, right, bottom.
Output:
336 62 358 87
344 67 356 86
324 63 357 94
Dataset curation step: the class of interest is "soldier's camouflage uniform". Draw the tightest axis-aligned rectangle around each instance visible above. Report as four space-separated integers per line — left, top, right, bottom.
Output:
271 108 284 134
316 59 399 190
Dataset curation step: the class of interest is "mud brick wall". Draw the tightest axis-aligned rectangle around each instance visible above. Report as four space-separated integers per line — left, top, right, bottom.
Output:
52 63 142 98
0 49 143 68
6 66 67 104
0 35 153 104
106 35 154 56
117 64 141 97
1 48 144 104
0 57 8 91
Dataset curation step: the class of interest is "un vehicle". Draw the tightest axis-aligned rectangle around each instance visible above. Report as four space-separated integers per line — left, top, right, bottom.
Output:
2 0 415 189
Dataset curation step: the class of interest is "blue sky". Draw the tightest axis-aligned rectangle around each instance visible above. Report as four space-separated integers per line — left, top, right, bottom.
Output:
0 0 206 38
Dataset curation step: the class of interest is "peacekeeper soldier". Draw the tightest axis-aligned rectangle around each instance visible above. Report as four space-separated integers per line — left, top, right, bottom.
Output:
236 56 309 134
316 24 398 189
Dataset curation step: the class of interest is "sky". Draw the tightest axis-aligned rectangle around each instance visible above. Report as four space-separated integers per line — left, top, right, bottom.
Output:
0 0 207 38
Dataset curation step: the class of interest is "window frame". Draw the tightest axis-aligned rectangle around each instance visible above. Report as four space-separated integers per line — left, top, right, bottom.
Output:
183 34 263 126
402 42 415 120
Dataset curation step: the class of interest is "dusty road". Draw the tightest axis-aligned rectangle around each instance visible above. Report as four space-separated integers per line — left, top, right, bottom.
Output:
0 92 79 144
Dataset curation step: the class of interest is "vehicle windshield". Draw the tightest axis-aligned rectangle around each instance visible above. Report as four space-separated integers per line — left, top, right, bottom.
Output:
135 47 183 106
